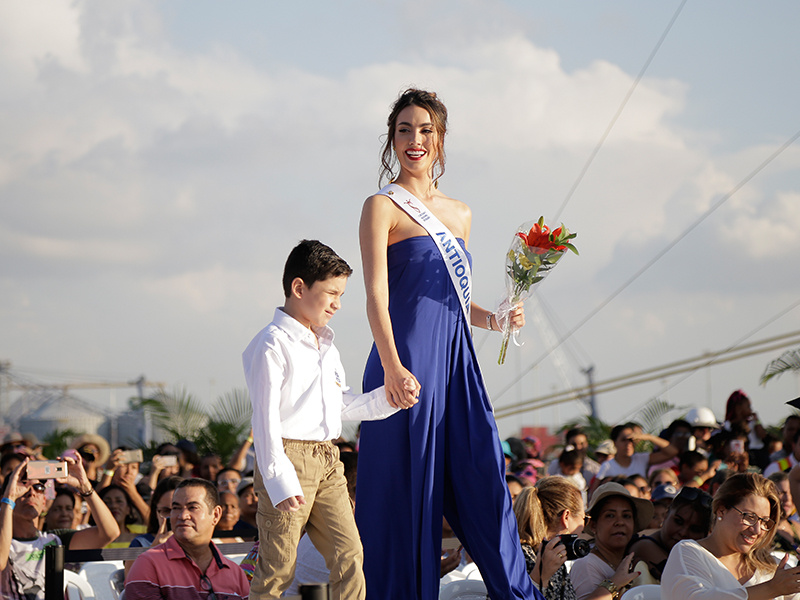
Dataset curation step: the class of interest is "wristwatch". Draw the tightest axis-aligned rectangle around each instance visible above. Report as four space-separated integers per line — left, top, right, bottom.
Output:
598 579 619 600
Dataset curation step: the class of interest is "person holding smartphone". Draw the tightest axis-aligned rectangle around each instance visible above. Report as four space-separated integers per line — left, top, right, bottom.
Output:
0 456 120 600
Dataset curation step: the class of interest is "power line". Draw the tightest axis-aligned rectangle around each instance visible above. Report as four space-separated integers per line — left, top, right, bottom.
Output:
551 0 688 223
495 327 800 419
493 125 800 402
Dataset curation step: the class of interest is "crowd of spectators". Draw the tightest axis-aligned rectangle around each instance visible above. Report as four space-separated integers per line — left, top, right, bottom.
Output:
3 387 800 599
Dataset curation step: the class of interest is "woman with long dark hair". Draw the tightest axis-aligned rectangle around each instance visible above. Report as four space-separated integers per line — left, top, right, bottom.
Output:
356 88 534 600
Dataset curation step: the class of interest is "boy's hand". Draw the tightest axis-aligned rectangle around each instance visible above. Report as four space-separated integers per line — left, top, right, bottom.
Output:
276 495 306 512
385 366 420 409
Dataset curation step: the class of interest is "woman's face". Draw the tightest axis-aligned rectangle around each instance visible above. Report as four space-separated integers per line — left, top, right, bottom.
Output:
661 504 708 549
218 492 240 530
650 470 678 488
239 487 258 520
614 428 635 458
46 494 76 530
102 488 130 524
565 506 585 536
733 399 753 423
393 105 438 176
155 490 174 527
774 479 794 520
593 497 635 552
716 494 773 555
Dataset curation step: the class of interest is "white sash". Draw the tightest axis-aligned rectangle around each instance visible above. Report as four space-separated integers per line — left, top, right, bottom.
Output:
379 183 472 324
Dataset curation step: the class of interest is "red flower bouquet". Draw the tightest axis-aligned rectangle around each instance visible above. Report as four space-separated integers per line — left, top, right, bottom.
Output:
498 217 578 365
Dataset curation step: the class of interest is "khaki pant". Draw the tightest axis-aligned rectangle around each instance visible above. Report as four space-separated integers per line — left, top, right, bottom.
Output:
250 440 365 600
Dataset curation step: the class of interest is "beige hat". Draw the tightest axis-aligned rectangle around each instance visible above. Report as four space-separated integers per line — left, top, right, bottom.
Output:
587 482 654 532
71 433 111 466
595 439 616 456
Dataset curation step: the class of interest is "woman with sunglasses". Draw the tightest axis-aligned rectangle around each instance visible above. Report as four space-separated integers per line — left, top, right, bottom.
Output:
628 486 713 581
662 473 800 600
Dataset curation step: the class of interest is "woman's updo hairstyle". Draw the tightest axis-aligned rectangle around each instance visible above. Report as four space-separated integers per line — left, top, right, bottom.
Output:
380 88 448 187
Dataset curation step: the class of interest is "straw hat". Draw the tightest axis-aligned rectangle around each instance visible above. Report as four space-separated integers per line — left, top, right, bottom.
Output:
587 482 654 532
71 433 111 466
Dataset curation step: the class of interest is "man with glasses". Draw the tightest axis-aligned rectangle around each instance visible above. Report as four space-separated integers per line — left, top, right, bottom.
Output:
126 478 249 600
0 456 120 600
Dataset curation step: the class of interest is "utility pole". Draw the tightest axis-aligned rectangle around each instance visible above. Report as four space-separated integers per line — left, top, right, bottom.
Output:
583 365 597 418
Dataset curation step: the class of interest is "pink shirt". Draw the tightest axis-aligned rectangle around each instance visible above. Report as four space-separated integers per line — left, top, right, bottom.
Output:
126 536 249 600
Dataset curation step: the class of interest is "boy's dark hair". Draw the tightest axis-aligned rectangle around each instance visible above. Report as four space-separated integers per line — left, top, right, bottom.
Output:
679 450 707 469
282 239 353 298
564 427 585 443
175 478 220 512
558 449 582 468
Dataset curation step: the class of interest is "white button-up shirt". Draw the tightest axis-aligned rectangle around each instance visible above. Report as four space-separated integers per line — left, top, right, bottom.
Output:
243 308 395 505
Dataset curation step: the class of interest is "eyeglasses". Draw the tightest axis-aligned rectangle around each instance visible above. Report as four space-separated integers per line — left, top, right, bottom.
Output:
730 505 775 531
676 486 713 509
217 478 241 487
199 575 218 600
78 448 97 463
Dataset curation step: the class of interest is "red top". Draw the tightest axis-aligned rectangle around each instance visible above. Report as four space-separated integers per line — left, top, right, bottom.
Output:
126 536 249 600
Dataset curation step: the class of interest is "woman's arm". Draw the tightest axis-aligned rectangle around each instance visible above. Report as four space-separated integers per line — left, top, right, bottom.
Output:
359 195 420 409
637 432 679 465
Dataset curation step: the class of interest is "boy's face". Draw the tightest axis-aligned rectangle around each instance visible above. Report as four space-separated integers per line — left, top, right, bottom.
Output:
291 274 348 329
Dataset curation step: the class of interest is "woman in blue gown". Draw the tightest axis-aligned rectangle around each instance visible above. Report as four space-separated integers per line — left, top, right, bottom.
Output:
356 88 540 600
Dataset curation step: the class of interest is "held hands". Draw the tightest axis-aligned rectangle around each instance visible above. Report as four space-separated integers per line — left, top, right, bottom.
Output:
385 366 421 410
276 495 307 513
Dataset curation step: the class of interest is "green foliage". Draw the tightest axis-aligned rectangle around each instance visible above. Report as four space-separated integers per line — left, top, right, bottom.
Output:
40 428 82 459
194 388 252 464
131 386 252 465
761 348 800 385
631 397 676 436
136 386 209 441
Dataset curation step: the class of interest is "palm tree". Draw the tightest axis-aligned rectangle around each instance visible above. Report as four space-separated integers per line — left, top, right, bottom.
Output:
761 348 800 385
134 386 209 441
194 388 252 464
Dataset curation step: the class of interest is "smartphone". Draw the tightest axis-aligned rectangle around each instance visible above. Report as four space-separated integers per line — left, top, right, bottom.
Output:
730 439 745 454
120 449 144 464
161 455 178 467
26 460 68 480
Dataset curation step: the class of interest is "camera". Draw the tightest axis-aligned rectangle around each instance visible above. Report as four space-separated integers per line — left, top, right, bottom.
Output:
546 534 590 560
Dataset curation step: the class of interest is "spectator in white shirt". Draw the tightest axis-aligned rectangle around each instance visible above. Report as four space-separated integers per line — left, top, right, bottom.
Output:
591 424 680 495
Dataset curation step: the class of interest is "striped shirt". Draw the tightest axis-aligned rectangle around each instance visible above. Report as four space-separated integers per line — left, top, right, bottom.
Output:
126 536 249 600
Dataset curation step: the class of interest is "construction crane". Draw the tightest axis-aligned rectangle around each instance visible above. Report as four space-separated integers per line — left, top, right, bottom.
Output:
0 361 166 416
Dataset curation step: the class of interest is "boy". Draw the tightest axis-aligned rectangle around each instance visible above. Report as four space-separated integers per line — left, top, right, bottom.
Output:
242 240 413 600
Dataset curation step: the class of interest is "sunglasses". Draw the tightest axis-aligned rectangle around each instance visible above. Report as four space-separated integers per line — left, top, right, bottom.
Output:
676 486 713 509
78 448 97 463
200 574 218 600
21 481 46 494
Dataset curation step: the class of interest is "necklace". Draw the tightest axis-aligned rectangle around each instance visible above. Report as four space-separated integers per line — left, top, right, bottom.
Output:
592 546 621 569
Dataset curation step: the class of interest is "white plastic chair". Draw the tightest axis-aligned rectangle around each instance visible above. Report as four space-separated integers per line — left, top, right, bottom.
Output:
438 579 489 600
620 584 661 600
78 561 125 600
64 569 96 600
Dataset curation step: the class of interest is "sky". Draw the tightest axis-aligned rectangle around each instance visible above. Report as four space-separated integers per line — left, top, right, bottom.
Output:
2 0 800 440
